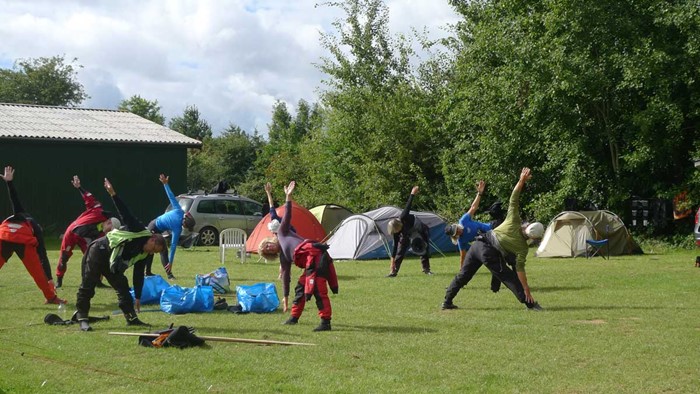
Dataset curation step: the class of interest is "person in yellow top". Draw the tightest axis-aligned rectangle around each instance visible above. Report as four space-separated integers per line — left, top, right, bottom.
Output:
441 167 544 311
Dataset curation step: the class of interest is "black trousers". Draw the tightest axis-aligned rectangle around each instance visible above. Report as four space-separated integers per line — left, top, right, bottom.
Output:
75 238 135 320
393 228 431 273
444 239 532 307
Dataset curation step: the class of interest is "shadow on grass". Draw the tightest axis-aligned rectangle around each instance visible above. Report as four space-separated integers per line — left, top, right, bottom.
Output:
533 285 595 293
332 323 438 334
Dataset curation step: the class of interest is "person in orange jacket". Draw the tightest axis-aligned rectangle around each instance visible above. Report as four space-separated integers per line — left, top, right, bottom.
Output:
0 166 66 305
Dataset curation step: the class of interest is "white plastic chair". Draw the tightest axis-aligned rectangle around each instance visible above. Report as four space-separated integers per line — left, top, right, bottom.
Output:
220 228 247 264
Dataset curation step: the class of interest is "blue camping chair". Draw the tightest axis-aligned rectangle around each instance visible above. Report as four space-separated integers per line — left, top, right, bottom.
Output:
586 226 609 260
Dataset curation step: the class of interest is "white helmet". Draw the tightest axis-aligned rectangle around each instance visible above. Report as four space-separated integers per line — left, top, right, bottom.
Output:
525 222 544 239
109 217 121 230
267 219 281 233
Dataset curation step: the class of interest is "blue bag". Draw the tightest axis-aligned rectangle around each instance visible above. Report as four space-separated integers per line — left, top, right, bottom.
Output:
195 267 230 294
160 285 214 314
130 275 170 304
235 282 280 313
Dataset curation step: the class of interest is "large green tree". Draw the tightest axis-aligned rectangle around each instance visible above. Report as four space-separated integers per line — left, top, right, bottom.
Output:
300 0 443 211
118 95 165 125
0 55 88 106
444 0 700 222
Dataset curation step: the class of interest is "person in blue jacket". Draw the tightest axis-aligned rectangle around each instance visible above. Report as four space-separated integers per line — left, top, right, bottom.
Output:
145 174 195 280
444 180 492 268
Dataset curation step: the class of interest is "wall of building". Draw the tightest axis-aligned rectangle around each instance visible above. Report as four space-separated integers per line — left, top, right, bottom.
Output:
0 139 189 235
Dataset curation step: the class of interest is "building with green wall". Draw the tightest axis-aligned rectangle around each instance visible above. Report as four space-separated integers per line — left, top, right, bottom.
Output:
0 103 202 236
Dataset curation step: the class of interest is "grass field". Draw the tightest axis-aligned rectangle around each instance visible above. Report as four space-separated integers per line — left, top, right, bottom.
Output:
0 243 698 393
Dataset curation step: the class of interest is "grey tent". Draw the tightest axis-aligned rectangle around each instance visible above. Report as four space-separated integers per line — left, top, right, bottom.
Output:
326 206 457 260
536 210 642 258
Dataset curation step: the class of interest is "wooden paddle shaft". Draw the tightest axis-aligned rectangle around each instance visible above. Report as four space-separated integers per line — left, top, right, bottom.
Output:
108 331 315 346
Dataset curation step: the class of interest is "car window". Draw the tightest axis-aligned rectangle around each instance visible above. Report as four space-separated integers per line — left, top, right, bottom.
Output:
215 200 228 214
242 201 262 216
177 198 193 212
224 200 243 215
197 199 216 214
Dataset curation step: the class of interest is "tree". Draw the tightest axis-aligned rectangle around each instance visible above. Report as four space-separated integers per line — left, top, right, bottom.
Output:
118 95 165 125
168 105 212 141
443 0 700 221
0 55 88 106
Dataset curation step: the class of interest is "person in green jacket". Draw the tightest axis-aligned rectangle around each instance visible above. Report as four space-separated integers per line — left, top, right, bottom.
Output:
74 178 166 331
442 167 544 311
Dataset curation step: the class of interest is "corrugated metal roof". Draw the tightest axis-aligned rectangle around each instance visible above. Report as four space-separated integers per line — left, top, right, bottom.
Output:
0 103 202 147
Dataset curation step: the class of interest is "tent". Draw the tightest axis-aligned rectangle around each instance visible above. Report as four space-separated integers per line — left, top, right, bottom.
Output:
536 210 643 258
245 202 327 253
309 204 353 234
326 206 457 260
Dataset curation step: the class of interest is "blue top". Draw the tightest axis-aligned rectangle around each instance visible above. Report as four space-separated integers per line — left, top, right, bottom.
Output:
154 184 184 264
457 213 492 251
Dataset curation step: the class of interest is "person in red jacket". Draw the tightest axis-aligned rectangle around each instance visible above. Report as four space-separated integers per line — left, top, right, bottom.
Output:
258 181 338 331
0 166 66 305
55 176 120 288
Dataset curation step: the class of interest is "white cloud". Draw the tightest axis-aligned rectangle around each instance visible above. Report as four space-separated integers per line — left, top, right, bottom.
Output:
0 0 460 135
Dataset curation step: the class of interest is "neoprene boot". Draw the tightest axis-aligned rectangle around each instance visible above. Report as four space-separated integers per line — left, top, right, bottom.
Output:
283 316 299 325
313 318 331 332
125 312 149 326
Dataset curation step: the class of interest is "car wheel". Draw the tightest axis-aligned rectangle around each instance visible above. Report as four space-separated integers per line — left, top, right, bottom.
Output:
198 227 219 246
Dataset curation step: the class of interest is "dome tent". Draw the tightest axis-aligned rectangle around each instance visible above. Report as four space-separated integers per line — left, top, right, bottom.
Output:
326 206 457 260
309 204 353 234
536 210 643 258
245 202 326 254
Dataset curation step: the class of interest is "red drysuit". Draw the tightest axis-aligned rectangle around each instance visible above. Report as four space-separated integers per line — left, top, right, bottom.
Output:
290 240 338 320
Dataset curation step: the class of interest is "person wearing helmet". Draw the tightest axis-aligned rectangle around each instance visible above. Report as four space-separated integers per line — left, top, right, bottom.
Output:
442 167 544 311
444 180 492 269
0 166 66 305
55 175 120 289
386 185 432 277
145 174 195 280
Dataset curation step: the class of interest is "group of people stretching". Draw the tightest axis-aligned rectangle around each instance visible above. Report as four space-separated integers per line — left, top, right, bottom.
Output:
1 164 543 333
0 167 195 331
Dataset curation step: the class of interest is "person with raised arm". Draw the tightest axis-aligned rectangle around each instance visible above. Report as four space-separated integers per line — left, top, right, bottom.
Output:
386 186 432 277
0 166 66 305
74 178 166 331
444 180 492 268
144 174 195 280
55 175 120 288
442 168 545 311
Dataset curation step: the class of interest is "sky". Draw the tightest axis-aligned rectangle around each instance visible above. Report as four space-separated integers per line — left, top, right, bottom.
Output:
0 0 460 136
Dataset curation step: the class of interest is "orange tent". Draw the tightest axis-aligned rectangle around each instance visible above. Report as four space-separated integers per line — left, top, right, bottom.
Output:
245 201 327 253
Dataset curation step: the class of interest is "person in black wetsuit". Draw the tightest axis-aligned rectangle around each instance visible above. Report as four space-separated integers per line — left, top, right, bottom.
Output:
74 178 166 331
386 186 432 277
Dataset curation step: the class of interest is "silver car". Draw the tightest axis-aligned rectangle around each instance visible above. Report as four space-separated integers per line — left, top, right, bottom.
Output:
167 193 264 246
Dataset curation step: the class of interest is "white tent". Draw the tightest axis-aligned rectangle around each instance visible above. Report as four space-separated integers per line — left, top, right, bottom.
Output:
535 211 595 258
326 206 456 260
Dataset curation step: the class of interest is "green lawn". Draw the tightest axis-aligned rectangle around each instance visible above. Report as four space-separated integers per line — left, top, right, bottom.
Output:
0 244 698 393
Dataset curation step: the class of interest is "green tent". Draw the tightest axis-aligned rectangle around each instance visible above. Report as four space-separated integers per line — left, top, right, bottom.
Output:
309 204 353 235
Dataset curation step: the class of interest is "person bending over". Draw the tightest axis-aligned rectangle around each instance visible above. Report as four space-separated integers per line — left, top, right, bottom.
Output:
56 175 120 288
386 186 432 277
145 174 195 280
0 166 66 305
258 181 338 331
442 168 544 311
74 178 165 331
444 180 492 269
